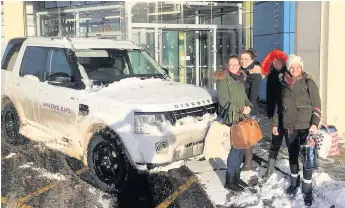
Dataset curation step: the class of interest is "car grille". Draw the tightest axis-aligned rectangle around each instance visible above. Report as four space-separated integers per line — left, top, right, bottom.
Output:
169 103 217 123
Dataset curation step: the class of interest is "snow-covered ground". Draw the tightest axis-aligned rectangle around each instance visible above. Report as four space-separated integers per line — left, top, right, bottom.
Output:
151 150 345 208
187 157 345 208
18 162 67 181
148 105 345 207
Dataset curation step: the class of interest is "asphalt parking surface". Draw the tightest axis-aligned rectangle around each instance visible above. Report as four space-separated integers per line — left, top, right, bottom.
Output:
1 131 214 208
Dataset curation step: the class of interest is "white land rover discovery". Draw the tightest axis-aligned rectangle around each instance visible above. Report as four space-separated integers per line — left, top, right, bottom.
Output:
1 37 218 192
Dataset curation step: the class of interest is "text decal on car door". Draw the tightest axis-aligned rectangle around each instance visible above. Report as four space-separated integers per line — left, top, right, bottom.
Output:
43 102 71 114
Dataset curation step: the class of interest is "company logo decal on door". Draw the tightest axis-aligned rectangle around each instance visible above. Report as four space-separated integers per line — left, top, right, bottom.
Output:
43 102 71 114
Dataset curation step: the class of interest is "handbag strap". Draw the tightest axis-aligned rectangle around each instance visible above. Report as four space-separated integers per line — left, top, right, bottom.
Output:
232 105 235 125
232 105 247 125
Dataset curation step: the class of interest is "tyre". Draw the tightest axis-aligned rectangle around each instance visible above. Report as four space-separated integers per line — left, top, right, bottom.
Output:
1 100 27 145
87 131 129 193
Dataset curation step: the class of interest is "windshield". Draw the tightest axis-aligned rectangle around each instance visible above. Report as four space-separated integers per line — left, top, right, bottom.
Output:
75 49 166 85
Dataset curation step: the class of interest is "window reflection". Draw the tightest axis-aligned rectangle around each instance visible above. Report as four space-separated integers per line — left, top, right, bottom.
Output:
32 1 248 88
40 6 125 38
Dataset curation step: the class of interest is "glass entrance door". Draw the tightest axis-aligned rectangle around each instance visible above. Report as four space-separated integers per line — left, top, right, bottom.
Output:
160 30 213 88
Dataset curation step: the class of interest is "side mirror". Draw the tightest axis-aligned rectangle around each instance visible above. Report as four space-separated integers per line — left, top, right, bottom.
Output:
47 72 75 87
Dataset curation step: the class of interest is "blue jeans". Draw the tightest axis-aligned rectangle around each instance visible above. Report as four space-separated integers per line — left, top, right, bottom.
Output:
227 148 245 174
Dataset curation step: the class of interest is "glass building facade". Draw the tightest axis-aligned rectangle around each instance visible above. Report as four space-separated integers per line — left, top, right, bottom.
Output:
23 1 253 89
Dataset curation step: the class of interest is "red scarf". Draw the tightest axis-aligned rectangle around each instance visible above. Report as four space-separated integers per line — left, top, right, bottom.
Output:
284 72 302 87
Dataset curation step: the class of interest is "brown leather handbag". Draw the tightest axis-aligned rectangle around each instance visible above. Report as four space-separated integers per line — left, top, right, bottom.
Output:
230 108 263 149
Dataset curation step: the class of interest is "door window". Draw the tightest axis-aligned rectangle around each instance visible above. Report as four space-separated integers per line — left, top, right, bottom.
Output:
20 46 49 80
47 48 73 78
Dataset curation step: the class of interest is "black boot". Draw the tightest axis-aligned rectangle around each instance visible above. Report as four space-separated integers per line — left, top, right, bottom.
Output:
262 159 276 180
224 172 244 192
302 181 313 206
285 175 300 197
235 169 249 188
243 146 253 171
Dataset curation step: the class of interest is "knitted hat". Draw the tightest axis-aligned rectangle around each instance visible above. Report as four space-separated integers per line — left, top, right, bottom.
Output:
287 54 303 69
261 49 288 75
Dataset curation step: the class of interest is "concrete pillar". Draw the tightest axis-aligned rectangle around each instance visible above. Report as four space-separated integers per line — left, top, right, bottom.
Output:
322 2 345 133
296 1 345 133
242 1 253 49
3 1 26 44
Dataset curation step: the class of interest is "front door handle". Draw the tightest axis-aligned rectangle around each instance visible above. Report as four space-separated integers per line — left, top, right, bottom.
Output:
79 104 89 116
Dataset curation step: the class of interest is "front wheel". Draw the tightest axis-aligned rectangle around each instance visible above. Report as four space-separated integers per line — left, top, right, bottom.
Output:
1 100 27 145
87 132 129 193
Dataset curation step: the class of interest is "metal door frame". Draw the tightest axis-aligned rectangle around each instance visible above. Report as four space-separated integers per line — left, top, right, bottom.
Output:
132 24 217 87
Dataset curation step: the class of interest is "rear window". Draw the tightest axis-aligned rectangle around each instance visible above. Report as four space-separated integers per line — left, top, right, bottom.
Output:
20 46 49 80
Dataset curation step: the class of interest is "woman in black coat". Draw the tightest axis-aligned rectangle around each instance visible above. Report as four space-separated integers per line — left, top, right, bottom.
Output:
261 49 288 180
240 49 265 171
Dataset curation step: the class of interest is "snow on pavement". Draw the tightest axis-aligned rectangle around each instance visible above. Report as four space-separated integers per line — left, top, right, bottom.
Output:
88 187 113 208
19 162 67 181
3 153 16 159
183 157 345 208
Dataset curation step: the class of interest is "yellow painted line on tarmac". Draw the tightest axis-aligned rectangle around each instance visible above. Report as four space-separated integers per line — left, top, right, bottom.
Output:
17 182 58 205
18 203 33 208
1 165 86 207
1 196 7 204
156 176 199 208
75 166 88 175
1 196 32 208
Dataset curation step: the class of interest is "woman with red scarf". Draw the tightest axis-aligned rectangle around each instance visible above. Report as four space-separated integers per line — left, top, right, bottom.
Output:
261 49 288 180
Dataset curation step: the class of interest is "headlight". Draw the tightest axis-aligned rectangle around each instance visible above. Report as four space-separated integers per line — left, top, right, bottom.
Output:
134 112 172 134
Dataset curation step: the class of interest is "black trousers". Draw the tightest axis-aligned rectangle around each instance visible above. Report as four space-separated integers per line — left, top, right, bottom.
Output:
269 128 284 160
244 74 262 115
284 129 312 180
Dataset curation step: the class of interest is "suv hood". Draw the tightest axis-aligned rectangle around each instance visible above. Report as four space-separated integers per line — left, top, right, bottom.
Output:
87 78 217 106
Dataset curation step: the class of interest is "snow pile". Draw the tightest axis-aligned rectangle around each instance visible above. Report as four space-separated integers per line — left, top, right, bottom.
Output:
106 77 167 87
33 143 46 152
140 113 216 136
186 159 345 208
150 160 187 173
312 172 345 208
88 187 113 208
87 77 216 105
19 162 66 181
3 153 16 159
96 193 112 208
150 154 205 173
88 187 97 194
84 77 167 91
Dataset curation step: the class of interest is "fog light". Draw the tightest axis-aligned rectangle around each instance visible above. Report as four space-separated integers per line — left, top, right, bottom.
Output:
156 142 168 154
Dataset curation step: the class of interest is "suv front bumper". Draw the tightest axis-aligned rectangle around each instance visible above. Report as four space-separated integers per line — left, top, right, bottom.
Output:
134 127 208 165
